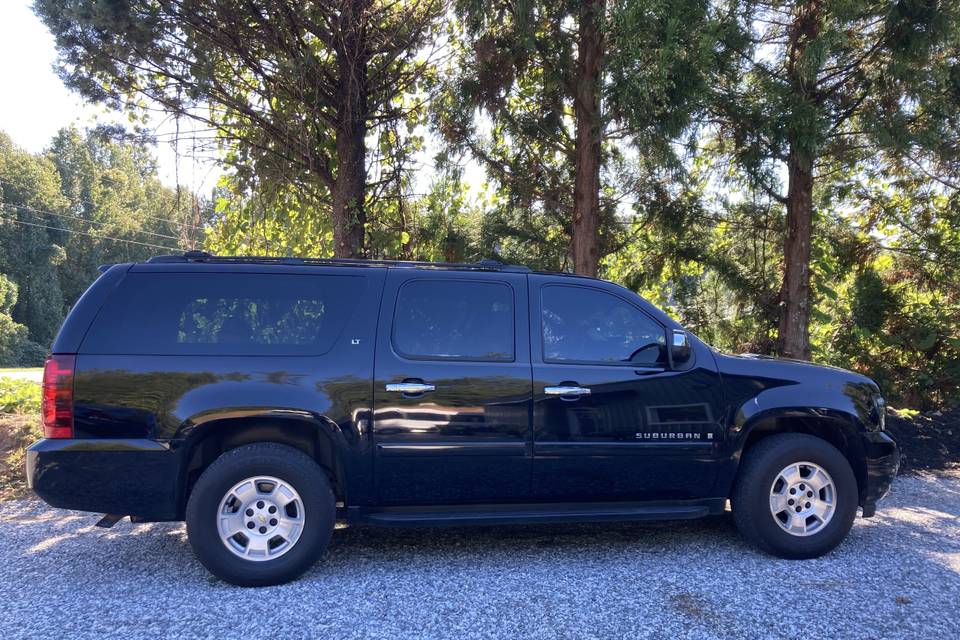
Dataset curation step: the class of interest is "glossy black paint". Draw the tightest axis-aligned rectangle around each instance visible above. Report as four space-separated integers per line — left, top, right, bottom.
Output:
527 275 726 502
372 269 533 505
27 438 180 518
27 256 899 524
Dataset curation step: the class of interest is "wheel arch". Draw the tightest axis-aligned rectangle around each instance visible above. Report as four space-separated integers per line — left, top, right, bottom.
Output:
175 412 349 517
729 408 868 505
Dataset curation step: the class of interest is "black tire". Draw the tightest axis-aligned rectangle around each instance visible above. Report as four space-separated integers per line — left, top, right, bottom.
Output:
185 443 335 587
731 433 858 559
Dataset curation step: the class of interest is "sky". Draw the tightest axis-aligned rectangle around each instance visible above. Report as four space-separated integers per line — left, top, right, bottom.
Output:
0 0 223 195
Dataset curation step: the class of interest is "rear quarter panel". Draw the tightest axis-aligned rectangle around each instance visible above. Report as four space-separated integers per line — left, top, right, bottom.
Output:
70 264 385 505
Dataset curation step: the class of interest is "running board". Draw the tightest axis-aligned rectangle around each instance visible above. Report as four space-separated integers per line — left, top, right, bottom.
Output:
95 513 126 528
346 501 719 527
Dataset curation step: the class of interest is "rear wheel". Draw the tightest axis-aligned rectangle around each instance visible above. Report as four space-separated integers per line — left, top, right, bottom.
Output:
186 443 335 586
732 433 858 559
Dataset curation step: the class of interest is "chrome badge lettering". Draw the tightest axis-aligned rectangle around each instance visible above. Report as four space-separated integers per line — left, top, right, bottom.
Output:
635 432 713 441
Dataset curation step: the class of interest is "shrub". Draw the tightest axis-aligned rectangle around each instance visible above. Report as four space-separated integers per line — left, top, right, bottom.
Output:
0 379 41 414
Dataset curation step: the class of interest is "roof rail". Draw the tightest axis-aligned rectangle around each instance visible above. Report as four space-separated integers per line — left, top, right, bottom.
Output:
146 252 531 272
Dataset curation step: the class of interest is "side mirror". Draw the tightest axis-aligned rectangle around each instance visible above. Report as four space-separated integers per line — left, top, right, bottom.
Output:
669 329 692 369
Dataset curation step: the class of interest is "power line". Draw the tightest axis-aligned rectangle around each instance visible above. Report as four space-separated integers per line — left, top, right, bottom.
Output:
0 215 183 252
0 178 208 231
2 201 186 243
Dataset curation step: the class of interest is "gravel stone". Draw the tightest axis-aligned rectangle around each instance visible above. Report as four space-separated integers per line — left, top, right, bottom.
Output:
1 471 958 639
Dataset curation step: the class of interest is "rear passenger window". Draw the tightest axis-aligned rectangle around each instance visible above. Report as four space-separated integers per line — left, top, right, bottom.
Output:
82 273 363 356
392 280 514 361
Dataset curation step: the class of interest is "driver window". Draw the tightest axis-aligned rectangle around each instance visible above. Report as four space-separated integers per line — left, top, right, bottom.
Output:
541 285 666 366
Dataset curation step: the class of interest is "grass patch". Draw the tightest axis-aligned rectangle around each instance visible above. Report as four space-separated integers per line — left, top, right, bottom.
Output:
0 367 43 374
0 378 41 414
0 378 42 500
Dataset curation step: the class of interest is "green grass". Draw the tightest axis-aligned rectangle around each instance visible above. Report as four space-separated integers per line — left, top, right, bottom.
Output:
0 377 42 500
0 378 41 414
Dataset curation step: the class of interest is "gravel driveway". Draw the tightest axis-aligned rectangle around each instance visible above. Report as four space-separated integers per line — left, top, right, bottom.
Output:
2 472 958 640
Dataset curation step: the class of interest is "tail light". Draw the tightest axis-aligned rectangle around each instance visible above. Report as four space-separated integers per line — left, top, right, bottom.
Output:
42 354 75 439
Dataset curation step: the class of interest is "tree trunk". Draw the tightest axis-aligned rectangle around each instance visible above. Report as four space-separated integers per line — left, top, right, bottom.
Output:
778 147 814 360
777 0 823 360
331 0 369 259
571 0 604 277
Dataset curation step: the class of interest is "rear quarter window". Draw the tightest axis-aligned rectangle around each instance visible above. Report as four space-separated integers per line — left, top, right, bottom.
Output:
81 272 364 356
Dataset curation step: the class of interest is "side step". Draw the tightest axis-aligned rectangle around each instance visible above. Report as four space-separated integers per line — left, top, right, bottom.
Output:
95 514 126 528
346 501 718 528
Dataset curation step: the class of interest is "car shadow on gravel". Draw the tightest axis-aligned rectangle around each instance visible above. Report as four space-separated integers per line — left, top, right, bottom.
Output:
3 482 959 640
3 498 750 580
324 513 741 558
3 473 959 595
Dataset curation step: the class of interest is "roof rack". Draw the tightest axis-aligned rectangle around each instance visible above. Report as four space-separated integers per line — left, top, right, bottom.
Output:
146 251 532 273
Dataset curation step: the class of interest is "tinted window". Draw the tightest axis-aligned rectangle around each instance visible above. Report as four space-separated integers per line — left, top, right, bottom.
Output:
541 285 666 365
82 272 363 355
392 279 514 361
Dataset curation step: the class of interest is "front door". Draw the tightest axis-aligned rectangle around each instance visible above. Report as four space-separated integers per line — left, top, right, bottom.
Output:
529 277 724 502
373 270 532 505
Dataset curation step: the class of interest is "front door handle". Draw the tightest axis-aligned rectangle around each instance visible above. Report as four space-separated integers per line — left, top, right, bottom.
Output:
544 385 591 397
385 382 436 394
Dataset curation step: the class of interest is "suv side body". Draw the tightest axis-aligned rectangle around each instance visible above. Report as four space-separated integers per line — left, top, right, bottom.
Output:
26 255 899 584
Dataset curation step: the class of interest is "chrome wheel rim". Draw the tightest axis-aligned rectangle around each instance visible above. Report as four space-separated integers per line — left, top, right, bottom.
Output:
769 461 836 537
217 476 305 561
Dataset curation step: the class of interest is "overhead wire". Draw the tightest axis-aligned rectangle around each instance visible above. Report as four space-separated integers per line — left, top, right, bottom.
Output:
0 215 183 252
0 178 208 231
1 201 186 243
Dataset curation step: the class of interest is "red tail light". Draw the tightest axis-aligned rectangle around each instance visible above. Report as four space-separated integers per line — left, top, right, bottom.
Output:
42 354 75 439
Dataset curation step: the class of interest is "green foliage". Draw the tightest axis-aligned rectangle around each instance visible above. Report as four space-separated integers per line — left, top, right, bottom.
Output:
0 378 41 414
0 274 45 366
11 3 960 411
433 0 736 269
851 270 893 335
35 0 445 257
0 315 33 367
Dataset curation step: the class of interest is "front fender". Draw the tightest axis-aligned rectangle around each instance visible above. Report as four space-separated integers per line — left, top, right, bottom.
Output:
719 382 876 502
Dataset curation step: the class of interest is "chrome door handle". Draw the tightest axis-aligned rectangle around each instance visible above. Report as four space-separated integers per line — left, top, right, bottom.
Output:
544 386 591 396
385 382 436 394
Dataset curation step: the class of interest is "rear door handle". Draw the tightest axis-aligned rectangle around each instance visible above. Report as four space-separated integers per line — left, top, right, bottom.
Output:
385 382 436 394
544 386 591 397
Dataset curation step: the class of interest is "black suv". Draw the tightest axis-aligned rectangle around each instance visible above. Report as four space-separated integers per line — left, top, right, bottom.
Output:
27 253 899 586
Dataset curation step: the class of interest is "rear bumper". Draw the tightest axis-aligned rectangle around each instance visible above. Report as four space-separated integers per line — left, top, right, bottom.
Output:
26 439 182 520
859 431 900 517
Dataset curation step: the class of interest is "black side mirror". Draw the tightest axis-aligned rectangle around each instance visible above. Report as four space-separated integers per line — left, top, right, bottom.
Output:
668 329 692 369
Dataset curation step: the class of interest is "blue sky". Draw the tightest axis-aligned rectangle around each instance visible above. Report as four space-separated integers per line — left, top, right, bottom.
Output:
0 1 222 194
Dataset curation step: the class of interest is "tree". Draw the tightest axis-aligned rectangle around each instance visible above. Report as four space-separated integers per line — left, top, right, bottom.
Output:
434 0 736 275
0 274 35 366
0 132 68 348
36 0 445 258
710 0 960 359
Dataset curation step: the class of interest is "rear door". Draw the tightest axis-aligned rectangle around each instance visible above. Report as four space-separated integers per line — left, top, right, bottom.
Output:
529 276 724 502
372 269 532 505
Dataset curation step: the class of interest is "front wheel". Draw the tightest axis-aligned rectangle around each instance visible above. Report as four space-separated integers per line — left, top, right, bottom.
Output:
732 433 858 559
186 443 335 586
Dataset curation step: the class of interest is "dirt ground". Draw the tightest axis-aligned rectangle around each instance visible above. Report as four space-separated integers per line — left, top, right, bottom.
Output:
0 413 40 500
886 407 960 475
